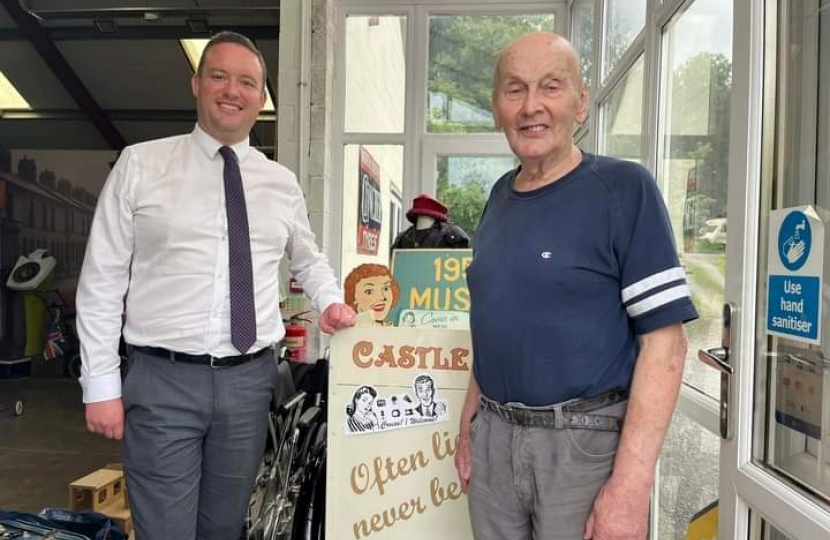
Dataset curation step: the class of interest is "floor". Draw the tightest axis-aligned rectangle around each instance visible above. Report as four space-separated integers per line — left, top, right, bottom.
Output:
0 375 122 513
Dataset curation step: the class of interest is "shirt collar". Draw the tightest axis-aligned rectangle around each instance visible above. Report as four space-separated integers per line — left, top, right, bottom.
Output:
191 124 252 162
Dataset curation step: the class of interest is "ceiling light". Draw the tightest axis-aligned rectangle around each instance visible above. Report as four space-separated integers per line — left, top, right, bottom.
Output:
0 72 31 111
181 38 210 71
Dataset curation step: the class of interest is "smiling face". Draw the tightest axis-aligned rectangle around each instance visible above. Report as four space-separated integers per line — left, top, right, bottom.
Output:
191 42 267 145
492 33 588 168
415 381 434 406
353 275 394 322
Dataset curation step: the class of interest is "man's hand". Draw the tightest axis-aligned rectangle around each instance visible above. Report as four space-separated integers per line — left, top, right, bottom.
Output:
583 477 650 540
85 398 125 440
318 303 357 334
455 375 480 493
454 431 472 492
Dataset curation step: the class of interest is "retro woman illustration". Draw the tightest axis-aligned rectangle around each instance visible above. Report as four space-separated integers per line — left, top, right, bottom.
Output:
344 264 401 327
345 385 379 433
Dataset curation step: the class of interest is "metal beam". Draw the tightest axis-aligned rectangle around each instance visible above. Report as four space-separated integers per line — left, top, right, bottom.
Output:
0 25 280 41
2 0 127 150
0 109 276 122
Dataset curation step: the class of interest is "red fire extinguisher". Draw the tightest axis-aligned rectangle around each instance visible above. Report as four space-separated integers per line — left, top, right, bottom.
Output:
284 311 312 362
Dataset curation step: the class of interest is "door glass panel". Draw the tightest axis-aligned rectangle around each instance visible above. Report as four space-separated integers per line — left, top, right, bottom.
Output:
749 513 795 540
435 155 517 240
426 14 556 134
600 54 644 162
658 409 719 539
341 145 403 272
344 15 406 133
657 0 733 397
753 0 830 503
602 0 646 81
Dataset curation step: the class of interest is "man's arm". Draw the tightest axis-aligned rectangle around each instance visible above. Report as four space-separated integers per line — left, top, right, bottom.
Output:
583 322 687 540
76 149 137 439
284 188 346 318
454 372 481 490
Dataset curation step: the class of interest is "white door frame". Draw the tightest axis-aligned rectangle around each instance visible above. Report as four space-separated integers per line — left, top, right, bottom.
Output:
716 0 830 537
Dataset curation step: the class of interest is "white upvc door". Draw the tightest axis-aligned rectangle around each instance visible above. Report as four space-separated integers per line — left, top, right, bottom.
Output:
710 0 830 538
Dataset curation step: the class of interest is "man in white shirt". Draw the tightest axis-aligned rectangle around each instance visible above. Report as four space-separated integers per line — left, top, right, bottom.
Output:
76 31 355 540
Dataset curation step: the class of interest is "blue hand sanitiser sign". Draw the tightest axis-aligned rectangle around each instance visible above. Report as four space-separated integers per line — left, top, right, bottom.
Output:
766 206 824 344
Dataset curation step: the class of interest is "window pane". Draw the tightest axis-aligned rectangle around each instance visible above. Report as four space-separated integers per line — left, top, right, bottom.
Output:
344 16 406 133
753 0 830 505
658 0 733 398
435 155 516 240
603 0 646 80
571 0 595 84
600 55 644 161
659 410 719 540
341 145 403 272
427 14 556 134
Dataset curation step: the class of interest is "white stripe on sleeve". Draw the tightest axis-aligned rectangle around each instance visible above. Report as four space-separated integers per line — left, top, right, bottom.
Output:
626 284 691 318
621 267 687 303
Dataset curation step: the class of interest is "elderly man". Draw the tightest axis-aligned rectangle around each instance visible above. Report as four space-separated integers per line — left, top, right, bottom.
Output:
77 31 355 539
455 32 698 540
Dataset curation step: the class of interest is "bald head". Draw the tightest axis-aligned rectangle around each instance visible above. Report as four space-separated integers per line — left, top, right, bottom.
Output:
493 32 583 97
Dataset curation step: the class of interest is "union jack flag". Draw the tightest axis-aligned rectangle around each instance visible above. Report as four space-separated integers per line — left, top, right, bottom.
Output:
43 309 66 361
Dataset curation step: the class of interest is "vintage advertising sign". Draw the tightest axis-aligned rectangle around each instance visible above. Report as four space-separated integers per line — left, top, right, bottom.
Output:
357 146 382 255
326 327 473 540
765 206 825 344
389 249 472 328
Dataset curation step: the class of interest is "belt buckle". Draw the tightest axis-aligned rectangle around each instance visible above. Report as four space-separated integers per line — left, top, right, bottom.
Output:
209 355 221 368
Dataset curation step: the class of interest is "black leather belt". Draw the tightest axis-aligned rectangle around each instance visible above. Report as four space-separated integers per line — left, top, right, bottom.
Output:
479 389 628 432
131 345 270 368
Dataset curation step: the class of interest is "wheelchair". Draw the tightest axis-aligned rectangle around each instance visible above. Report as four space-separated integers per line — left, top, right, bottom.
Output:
244 354 328 540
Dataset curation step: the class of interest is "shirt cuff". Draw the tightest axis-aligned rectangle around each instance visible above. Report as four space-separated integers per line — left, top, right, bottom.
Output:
82 372 123 403
314 290 345 315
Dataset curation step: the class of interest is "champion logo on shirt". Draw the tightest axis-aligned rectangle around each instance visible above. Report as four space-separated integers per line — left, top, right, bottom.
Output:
540 251 553 260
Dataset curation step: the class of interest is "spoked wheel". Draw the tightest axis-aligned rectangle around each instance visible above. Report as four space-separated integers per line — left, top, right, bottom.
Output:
246 449 303 540
292 454 326 540
292 423 327 540
246 450 282 540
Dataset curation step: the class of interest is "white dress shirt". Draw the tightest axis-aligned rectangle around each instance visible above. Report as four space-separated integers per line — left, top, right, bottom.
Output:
76 125 343 403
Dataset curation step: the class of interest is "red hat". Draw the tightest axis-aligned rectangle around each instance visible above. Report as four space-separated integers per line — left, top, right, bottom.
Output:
406 193 448 224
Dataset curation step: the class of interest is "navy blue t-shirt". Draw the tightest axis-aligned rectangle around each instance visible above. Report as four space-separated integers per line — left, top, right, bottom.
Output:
467 153 698 406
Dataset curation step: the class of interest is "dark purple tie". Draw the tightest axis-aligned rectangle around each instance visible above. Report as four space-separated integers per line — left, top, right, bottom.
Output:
219 146 257 353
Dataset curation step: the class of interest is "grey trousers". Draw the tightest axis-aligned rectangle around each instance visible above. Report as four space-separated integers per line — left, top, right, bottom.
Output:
122 347 277 540
468 401 627 540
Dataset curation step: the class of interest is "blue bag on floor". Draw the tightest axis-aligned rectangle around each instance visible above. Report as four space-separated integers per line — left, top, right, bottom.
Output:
0 508 127 540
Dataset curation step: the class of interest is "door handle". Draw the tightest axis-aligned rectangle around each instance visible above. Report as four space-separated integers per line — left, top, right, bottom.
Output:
698 347 733 375
696 303 736 440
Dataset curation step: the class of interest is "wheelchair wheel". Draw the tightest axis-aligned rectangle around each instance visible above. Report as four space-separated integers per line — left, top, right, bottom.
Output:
292 425 326 540
246 449 286 540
